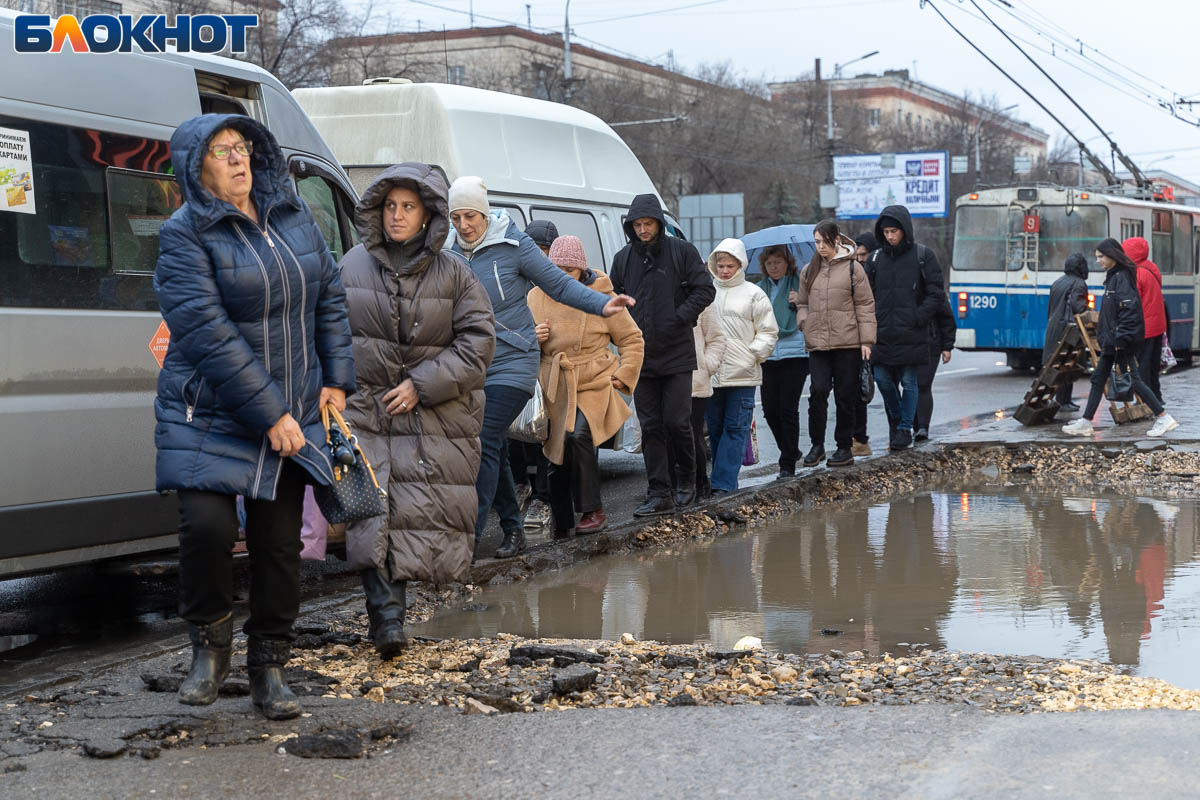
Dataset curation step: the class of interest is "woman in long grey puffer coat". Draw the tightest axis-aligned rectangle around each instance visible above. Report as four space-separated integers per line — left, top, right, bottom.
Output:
338 163 495 657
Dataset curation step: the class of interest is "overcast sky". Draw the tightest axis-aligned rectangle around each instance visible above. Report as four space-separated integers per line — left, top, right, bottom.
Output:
377 0 1200 181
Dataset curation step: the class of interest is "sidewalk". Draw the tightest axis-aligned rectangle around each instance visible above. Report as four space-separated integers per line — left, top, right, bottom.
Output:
942 366 1197 447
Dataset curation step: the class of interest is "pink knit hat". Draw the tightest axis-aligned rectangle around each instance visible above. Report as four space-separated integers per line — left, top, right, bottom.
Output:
549 235 587 270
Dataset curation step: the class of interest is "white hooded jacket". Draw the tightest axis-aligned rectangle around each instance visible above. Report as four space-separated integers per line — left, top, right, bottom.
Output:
707 238 779 388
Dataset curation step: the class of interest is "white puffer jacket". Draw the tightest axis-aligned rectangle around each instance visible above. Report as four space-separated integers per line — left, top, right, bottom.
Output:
708 238 779 388
691 303 727 398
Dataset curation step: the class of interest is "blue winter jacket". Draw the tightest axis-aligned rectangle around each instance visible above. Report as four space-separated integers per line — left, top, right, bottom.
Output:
153 114 357 500
446 211 609 393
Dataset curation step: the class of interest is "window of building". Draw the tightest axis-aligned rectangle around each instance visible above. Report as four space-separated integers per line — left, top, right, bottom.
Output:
530 208 605 272
0 117 173 311
55 0 121 15
447 65 466 85
1153 210 1173 274
897 109 903 126
866 108 881 127
906 112 912 127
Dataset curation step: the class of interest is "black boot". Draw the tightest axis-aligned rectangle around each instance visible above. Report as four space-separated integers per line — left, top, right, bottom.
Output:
361 569 407 659
247 638 301 720
178 614 232 706
494 528 526 559
803 445 826 467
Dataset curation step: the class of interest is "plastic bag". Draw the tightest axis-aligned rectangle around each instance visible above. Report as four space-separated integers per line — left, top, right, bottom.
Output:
508 382 549 443
742 420 759 466
621 399 642 454
300 486 329 561
1162 334 1178 372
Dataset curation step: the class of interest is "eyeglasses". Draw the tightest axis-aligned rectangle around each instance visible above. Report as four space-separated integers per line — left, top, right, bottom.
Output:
207 140 253 160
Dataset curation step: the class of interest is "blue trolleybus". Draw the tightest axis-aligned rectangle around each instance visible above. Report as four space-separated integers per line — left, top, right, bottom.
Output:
950 185 1196 369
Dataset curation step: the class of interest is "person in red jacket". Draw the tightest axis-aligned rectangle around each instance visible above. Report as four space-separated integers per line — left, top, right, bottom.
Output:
1121 237 1167 404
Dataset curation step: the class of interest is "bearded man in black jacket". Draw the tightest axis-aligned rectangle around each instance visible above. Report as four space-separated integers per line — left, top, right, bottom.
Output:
610 194 715 516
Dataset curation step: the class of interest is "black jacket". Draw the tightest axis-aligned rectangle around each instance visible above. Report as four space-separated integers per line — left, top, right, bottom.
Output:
1042 255 1089 364
929 299 957 359
1097 265 1144 352
866 205 946 366
610 194 715 378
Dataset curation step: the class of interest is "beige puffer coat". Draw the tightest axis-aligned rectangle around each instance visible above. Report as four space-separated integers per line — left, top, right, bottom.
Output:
708 238 779 388
339 163 496 584
691 303 727 398
794 234 877 351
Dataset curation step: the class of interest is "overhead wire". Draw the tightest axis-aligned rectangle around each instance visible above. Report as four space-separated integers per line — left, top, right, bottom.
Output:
921 0 1119 184
966 0 1149 186
983 0 1200 125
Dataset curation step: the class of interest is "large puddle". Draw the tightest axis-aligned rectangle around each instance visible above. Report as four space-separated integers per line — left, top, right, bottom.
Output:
416 488 1200 689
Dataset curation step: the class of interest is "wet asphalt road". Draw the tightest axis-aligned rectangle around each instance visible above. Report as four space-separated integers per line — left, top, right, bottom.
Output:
0 351 1145 682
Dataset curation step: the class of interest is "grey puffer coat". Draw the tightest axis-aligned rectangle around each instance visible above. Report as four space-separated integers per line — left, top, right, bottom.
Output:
339 163 496 584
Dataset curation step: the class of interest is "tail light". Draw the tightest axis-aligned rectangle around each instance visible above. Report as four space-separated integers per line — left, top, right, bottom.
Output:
1087 294 1095 310
958 291 968 317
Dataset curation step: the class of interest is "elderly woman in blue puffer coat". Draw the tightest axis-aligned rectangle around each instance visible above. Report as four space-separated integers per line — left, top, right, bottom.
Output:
154 114 356 720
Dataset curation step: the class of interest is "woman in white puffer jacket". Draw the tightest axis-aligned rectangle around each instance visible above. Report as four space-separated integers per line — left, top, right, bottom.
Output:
706 238 778 493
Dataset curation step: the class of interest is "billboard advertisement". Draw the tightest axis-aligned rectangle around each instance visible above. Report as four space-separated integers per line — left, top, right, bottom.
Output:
833 151 949 220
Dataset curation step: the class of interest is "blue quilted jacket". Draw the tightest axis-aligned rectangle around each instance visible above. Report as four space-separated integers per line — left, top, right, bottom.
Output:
153 113 356 500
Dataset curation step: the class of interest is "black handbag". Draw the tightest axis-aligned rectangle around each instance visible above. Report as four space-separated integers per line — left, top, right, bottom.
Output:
313 406 387 524
1106 365 1134 402
849 261 875 403
859 358 876 404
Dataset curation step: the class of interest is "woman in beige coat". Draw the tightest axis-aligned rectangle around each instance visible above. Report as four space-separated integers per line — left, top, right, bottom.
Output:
794 219 876 469
530 236 644 537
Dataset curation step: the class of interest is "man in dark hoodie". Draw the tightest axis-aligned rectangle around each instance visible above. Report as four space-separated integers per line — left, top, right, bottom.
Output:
611 194 715 515
865 205 945 451
1042 253 1090 412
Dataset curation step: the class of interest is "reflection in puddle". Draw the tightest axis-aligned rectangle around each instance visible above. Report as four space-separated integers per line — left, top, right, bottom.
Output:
417 489 1200 688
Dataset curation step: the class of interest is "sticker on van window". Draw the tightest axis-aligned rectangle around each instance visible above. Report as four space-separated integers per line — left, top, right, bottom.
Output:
0 126 36 215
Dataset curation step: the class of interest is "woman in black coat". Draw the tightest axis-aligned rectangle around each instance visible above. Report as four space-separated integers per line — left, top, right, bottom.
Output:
1062 239 1177 438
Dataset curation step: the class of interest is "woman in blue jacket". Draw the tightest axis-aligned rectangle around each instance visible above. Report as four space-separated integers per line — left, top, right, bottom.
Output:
445 177 634 559
154 114 356 719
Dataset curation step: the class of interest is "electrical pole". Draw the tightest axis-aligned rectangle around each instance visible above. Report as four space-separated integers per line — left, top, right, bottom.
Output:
563 0 573 84
526 4 532 29
469 0 475 27
825 51 878 206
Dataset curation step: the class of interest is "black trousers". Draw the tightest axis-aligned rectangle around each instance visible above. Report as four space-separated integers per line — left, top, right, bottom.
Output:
509 439 551 503
670 397 711 497
1083 350 1165 420
761 358 808 472
177 459 306 641
854 353 869 445
635 372 695 498
808 348 860 450
549 410 603 532
915 347 941 433
1141 335 1164 405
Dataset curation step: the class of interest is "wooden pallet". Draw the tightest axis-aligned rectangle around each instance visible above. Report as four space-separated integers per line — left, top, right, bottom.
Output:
1014 313 1095 426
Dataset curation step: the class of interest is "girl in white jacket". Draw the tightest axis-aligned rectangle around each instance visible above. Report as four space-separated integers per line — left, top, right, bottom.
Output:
706 238 779 493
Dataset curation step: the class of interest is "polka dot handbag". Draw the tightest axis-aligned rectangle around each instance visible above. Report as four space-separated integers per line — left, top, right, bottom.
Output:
313 405 387 524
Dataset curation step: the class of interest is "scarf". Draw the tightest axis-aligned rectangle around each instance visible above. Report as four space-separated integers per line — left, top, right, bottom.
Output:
767 272 799 336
